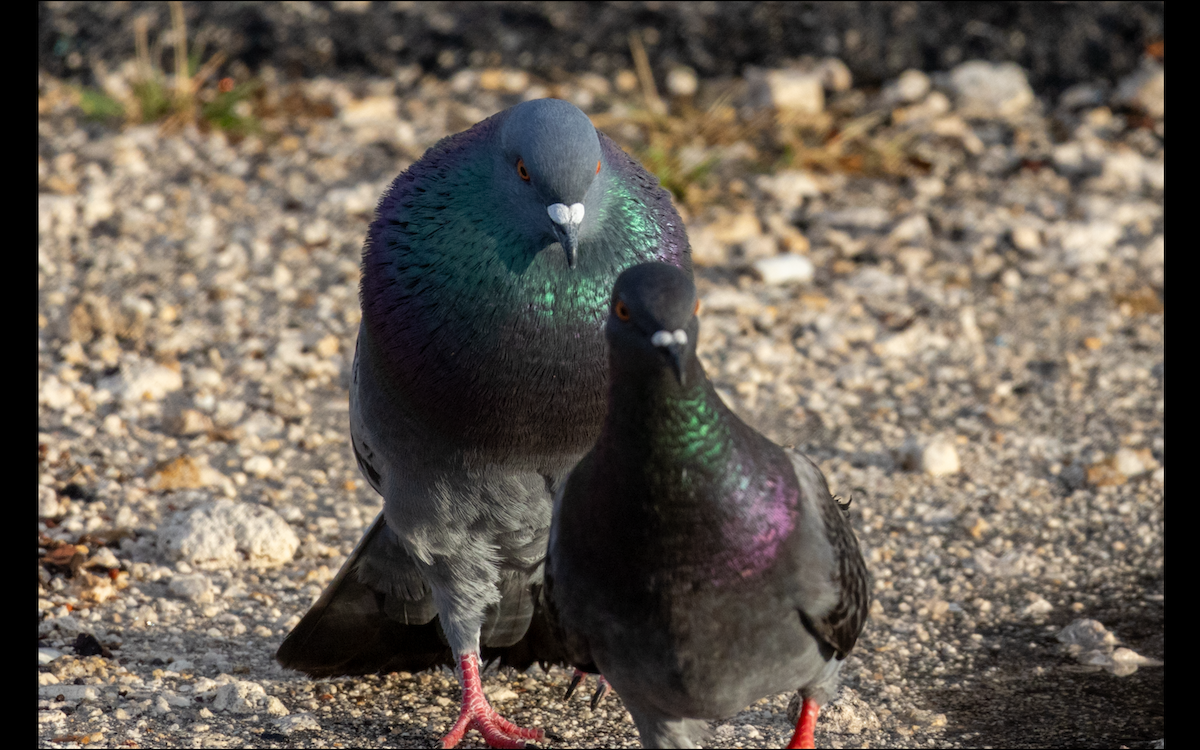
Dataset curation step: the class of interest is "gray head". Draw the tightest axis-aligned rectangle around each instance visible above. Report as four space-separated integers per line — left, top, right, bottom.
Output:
606 263 701 386
497 99 604 268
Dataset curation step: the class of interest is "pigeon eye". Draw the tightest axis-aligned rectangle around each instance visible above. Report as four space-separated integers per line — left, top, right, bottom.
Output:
614 300 631 321
596 159 601 175
693 299 701 316
517 158 530 181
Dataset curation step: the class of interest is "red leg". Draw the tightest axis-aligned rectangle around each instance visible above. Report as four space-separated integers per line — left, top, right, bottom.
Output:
786 697 820 749
441 652 544 749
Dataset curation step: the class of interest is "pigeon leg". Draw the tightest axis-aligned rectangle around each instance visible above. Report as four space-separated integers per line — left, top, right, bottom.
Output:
785 696 820 749
441 652 544 749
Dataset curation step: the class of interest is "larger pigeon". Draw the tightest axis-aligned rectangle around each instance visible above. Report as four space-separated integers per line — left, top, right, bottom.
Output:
547 263 869 749
276 100 691 748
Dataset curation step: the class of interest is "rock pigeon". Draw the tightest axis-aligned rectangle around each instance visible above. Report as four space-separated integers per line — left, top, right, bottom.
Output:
276 99 690 748
546 262 869 749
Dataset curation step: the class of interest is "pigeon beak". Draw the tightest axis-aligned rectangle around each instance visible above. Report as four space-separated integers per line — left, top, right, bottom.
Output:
651 329 689 386
548 202 586 269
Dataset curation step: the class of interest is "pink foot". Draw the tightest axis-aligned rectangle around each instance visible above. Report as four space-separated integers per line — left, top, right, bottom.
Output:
441 652 544 749
786 696 820 749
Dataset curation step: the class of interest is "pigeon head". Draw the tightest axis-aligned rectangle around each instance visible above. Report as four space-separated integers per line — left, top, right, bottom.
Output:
606 262 701 386
497 98 604 268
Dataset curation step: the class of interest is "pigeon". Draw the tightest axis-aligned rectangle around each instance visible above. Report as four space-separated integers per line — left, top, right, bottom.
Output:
546 262 869 749
275 98 691 749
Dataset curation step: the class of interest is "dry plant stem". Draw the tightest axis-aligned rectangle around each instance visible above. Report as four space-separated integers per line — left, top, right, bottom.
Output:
629 30 666 116
170 1 190 109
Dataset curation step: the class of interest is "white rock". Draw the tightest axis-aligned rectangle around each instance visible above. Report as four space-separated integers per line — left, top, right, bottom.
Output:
485 686 519 703
243 455 274 479
752 253 815 285
1011 225 1042 252
214 680 288 716
755 171 822 211
158 500 299 569
889 214 931 244
1022 595 1053 617
274 712 322 735
948 60 1035 119
98 360 183 403
1056 618 1117 655
169 572 215 603
39 485 62 518
39 375 76 410
892 69 931 103
666 66 698 97
38 684 100 703
921 437 961 476
1056 221 1122 267
747 67 824 114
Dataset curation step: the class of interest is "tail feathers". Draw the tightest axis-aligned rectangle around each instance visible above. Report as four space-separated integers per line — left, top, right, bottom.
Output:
480 568 535 647
276 513 565 677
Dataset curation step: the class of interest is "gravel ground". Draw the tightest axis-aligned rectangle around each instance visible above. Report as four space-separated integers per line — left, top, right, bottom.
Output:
39 6 1163 749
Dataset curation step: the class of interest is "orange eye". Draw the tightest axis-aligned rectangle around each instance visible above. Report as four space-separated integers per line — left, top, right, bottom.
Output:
614 300 631 321
693 298 701 316
596 159 602 174
517 158 530 181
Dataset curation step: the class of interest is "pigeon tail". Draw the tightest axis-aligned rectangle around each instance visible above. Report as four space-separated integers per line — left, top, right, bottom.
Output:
441 651 544 749
786 697 821 749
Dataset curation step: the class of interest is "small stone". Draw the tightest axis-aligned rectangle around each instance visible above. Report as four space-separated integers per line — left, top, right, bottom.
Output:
752 253 815 285
485 686 518 703
1022 595 1053 617
243 455 274 479
158 499 299 569
747 66 824 114
892 69 931 103
948 60 1035 119
169 573 215 603
98 360 183 404
274 712 321 735
921 437 961 476
665 66 698 97
1011 225 1042 252
165 408 214 437
39 485 62 518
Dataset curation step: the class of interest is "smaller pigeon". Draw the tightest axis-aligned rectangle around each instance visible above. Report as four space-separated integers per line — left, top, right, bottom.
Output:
546 263 870 749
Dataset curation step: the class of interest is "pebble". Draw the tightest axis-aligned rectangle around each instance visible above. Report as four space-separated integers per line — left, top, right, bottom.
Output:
947 60 1035 119
157 500 299 569
752 253 815 285
920 437 961 477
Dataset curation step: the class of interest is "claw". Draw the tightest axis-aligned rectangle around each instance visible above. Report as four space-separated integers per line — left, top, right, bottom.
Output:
564 669 586 701
565 669 612 709
589 676 611 709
